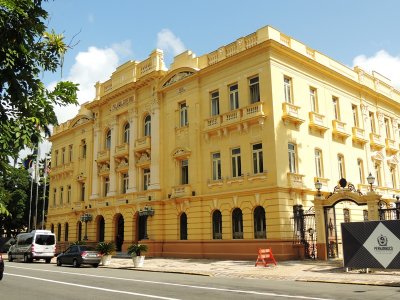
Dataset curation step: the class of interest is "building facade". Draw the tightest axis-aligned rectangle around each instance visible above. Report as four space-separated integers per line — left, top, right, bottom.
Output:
47 26 400 260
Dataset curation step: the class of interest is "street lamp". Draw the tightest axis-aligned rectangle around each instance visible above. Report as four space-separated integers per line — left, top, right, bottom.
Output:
314 180 322 197
367 173 375 192
80 213 92 241
138 206 155 217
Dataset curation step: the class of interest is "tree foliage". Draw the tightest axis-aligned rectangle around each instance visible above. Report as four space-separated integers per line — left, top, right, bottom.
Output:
0 0 79 171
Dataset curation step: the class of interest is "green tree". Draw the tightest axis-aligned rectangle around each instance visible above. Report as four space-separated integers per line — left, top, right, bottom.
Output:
0 0 79 171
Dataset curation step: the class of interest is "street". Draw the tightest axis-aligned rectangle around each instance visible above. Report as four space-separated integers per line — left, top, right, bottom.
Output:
1 261 399 300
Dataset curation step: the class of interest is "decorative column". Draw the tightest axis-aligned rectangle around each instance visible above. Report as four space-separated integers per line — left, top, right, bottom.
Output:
108 117 117 196
127 107 137 193
90 123 100 199
313 194 327 260
149 94 160 190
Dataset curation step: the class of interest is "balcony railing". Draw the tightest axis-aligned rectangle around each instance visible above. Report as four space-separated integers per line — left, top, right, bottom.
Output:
352 127 368 145
97 149 110 162
386 138 399 154
134 136 151 153
332 120 350 139
282 102 304 126
309 111 328 132
369 133 384 150
287 172 305 189
115 143 129 158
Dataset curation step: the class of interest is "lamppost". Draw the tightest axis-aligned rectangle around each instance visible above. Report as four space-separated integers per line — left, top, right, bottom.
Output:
367 172 375 192
314 179 322 197
80 213 92 241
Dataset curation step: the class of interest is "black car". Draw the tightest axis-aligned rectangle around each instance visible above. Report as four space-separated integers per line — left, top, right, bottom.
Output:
0 254 4 280
56 245 101 268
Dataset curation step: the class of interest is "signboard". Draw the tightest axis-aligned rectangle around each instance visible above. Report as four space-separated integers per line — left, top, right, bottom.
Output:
341 220 400 269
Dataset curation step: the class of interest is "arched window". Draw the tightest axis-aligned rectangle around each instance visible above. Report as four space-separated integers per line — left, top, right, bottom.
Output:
144 115 151 137
212 210 222 239
105 129 111 149
254 206 266 239
57 223 61 242
64 223 69 241
98 216 105 242
232 208 243 239
123 122 130 144
180 213 187 240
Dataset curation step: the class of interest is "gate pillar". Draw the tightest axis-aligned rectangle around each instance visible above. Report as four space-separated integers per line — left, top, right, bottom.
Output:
366 191 382 221
313 195 327 260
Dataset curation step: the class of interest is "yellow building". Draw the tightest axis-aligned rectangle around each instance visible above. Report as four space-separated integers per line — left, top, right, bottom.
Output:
48 26 399 260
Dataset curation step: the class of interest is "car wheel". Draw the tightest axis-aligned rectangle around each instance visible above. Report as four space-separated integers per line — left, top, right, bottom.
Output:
93 263 99 268
73 259 80 268
45 258 51 264
56 259 62 266
8 254 13 262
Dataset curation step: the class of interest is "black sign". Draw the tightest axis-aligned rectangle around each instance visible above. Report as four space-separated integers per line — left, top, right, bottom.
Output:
342 220 400 269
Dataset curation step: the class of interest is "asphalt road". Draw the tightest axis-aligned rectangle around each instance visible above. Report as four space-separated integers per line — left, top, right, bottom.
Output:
2 261 399 300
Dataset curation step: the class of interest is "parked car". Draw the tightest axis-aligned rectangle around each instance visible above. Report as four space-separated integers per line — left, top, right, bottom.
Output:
0 254 4 280
8 230 56 263
56 245 101 268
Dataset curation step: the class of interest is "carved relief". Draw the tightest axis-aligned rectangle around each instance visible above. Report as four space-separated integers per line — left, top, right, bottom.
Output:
72 117 90 128
137 152 150 163
162 71 195 87
109 97 132 112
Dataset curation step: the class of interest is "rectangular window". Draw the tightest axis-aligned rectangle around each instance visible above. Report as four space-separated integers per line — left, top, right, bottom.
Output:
104 177 110 196
55 150 58 166
252 143 263 174
210 91 220 116
67 185 71 204
81 183 85 201
343 209 351 223
375 164 381 186
332 97 340 120
122 173 129 194
180 102 188 127
212 152 222 180
231 147 242 178
229 83 239 110
384 117 391 138
249 76 260 104
143 169 150 190
358 159 364 184
390 167 396 189
369 112 375 133
338 155 345 179
60 186 64 206
181 160 189 184
352 105 359 127
284 77 292 103
53 188 57 207
288 143 297 173
314 149 323 178
81 140 87 158
68 145 73 162
309 87 318 112
61 147 65 164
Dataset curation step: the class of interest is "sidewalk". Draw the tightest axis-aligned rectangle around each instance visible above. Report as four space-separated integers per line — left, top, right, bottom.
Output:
105 257 400 287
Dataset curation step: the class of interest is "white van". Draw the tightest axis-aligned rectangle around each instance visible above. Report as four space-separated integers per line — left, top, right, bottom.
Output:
8 230 56 263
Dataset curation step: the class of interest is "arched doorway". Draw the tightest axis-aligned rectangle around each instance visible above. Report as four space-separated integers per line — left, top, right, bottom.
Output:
137 215 147 240
77 221 82 241
115 214 124 251
98 216 105 242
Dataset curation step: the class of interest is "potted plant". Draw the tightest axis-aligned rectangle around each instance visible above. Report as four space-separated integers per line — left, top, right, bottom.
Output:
127 243 148 267
96 241 116 266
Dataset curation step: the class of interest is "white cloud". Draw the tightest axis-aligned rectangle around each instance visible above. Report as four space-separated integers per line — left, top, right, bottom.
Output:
53 41 132 124
157 29 186 56
353 50 400 89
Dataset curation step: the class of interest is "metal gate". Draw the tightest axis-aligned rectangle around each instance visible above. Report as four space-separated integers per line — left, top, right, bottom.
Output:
293 205 317 259
378 200 400 220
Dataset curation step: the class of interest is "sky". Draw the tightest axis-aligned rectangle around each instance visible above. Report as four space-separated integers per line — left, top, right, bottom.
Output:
33 0 400 156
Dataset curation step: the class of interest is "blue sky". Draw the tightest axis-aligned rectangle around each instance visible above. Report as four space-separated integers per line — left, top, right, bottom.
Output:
42 0 400 125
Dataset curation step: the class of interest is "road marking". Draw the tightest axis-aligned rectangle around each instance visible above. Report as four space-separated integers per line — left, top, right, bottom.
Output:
7 266 334 300
5 273 181 300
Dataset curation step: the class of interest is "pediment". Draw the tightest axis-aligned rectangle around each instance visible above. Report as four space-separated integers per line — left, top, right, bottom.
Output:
161 68 196 88
172 147 191 159
70 115 92 128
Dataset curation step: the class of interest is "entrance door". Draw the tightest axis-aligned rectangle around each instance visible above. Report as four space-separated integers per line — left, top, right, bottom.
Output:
116 215 124 251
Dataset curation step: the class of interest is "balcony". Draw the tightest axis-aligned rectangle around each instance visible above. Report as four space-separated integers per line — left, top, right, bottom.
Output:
287 172 306 189
332 120 350 140
282 102 304 127
386 138 399 154
352 127 368 145
369 133 384 150
97 149 110 162
134 136 151 154
203 102 266 138
308 111 328 133
115 143 129 158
